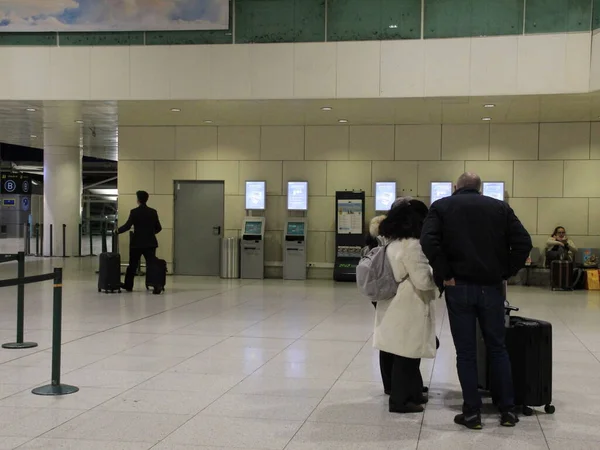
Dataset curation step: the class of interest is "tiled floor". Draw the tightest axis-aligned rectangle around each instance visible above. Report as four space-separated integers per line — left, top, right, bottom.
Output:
0 257 598 449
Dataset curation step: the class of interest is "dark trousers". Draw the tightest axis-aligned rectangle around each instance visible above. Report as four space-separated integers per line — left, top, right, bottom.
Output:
123 247 156 290
445 282 514 413
386 353 423 406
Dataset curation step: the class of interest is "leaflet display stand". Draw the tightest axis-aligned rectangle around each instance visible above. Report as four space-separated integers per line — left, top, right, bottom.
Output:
333 191 365 282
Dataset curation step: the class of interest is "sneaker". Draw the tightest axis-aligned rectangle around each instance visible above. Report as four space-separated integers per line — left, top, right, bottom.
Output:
454 412 482 430
500 410 519 427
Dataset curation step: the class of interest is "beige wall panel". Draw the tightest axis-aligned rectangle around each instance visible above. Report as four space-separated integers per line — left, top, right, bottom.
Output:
197 161 239 195
326 161 372 196
305 126 349 161
442 124 489 161
513 161 563 197
490 124 538 160
175 127 218 160
395 125 441 161
218 126 260 160
539 122 590 160
349 126 394 161
261 126 305 160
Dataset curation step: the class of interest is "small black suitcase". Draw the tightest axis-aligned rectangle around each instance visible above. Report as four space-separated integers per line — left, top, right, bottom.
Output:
98 252 121 293
551 259 573 291
506 316 554 415
145 258 167 294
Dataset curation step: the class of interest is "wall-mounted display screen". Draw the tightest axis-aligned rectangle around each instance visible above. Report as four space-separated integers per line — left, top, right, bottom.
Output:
483 182 505 201
244 221 263 235
245 181 266 210
2 199 15 206
375 182 396 211
430 182 453 204
287 181 308 211
287 222 305 236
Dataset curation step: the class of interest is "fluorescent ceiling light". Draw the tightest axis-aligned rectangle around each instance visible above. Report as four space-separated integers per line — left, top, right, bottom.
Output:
203 120 213 124
321 107 333 111
89 188 119 196
170 108 181 112
484 104 496 108
482 117 492 121
30 135 37 138
389 24 398 29
338 119 348 123
74 120 83 124
26 108 37 112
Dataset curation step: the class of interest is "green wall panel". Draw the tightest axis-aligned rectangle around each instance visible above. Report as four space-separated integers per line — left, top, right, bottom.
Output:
525 0 592 33
145 30 232 45
328 0 421 41
425 0 523 38
594 0 600 29
236 0 325 43
0 33 57 46
59 32 144 46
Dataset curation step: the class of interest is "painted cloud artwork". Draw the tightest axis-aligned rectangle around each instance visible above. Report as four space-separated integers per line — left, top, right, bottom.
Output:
0 0 229 31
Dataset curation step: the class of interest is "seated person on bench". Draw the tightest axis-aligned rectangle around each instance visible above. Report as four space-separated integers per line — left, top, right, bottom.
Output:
546 226 577 265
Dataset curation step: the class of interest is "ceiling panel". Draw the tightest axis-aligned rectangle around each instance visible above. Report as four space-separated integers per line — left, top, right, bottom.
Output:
0 94 599 162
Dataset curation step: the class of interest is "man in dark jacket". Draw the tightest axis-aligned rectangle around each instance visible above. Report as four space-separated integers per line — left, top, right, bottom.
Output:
117 190 162 292
420 173 532 430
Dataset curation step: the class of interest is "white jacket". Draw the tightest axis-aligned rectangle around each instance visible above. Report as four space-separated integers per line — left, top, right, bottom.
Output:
373 238 437 359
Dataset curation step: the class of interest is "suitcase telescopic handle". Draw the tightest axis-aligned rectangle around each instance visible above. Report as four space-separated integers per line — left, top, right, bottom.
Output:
506 305 520 312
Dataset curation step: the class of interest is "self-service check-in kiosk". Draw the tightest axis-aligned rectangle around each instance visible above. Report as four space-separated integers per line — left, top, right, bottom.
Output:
241 181 266 279
241 217 265 279
284 219 307 280
283 181 308 280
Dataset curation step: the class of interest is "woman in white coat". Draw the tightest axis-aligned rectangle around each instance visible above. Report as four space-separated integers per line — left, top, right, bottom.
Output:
375 198 437 414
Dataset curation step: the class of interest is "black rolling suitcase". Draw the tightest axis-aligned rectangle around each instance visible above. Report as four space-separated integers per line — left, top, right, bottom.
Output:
505 316 554 415
98 252 121 293
145 258 167 295
551 259 573 291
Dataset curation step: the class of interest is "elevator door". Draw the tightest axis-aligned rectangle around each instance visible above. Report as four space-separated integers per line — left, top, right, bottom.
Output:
173 181 224 276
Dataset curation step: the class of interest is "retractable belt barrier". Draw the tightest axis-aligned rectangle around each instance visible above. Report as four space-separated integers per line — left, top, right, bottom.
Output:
0 263 79 396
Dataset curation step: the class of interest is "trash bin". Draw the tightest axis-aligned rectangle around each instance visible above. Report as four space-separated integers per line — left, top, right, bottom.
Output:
220 237 240 279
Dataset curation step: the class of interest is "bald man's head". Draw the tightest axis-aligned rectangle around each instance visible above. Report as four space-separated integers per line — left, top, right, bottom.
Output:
456 172 482 191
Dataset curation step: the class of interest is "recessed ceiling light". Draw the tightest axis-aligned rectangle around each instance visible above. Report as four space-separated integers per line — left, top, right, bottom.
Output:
389 24 398 29
30 135 37 138
203 120 213 124
338 119 348 123
321 106 333 111
482 117 492 121
484 104 496 108
26 108 36 112
170 108 181 112
74 120 83 124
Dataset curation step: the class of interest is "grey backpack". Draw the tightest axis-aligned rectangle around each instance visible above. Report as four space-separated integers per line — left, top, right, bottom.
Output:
356 244 401 302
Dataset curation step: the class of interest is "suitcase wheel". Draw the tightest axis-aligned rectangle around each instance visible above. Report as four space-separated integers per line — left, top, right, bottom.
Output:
98 288 101 293
152 287 163 295
522 406 534 416
118 289 122 294
544 404 555 414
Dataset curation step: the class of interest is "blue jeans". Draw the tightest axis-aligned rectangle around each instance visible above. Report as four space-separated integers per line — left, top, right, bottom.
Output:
445 282 514 413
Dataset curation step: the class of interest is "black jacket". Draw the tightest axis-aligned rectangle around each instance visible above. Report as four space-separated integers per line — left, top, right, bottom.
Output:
118 204 162 249
420 188 532 286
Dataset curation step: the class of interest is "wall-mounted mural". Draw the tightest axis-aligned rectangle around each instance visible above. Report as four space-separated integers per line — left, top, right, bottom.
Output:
0 0 229 32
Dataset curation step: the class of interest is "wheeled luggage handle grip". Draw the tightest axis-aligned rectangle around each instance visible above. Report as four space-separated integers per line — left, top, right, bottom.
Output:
506 306 520 312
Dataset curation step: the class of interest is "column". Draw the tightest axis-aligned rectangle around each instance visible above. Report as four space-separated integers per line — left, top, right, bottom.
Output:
43 123 82 257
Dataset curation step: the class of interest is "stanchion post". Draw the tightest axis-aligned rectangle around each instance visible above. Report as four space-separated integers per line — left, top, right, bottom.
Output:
32 268 79 396
89 225 94 256
23 223 30 256
2 252 38 349
40 223 44 257
35 223 40 256
62 224 67 258
78 224 82 257
49 224 53 257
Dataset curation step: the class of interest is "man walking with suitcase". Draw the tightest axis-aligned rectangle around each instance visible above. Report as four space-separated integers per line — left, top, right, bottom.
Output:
117 190 162 292
421 173 532 429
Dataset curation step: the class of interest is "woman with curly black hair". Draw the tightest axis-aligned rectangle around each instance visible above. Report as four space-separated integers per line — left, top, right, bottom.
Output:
374 197 437 414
